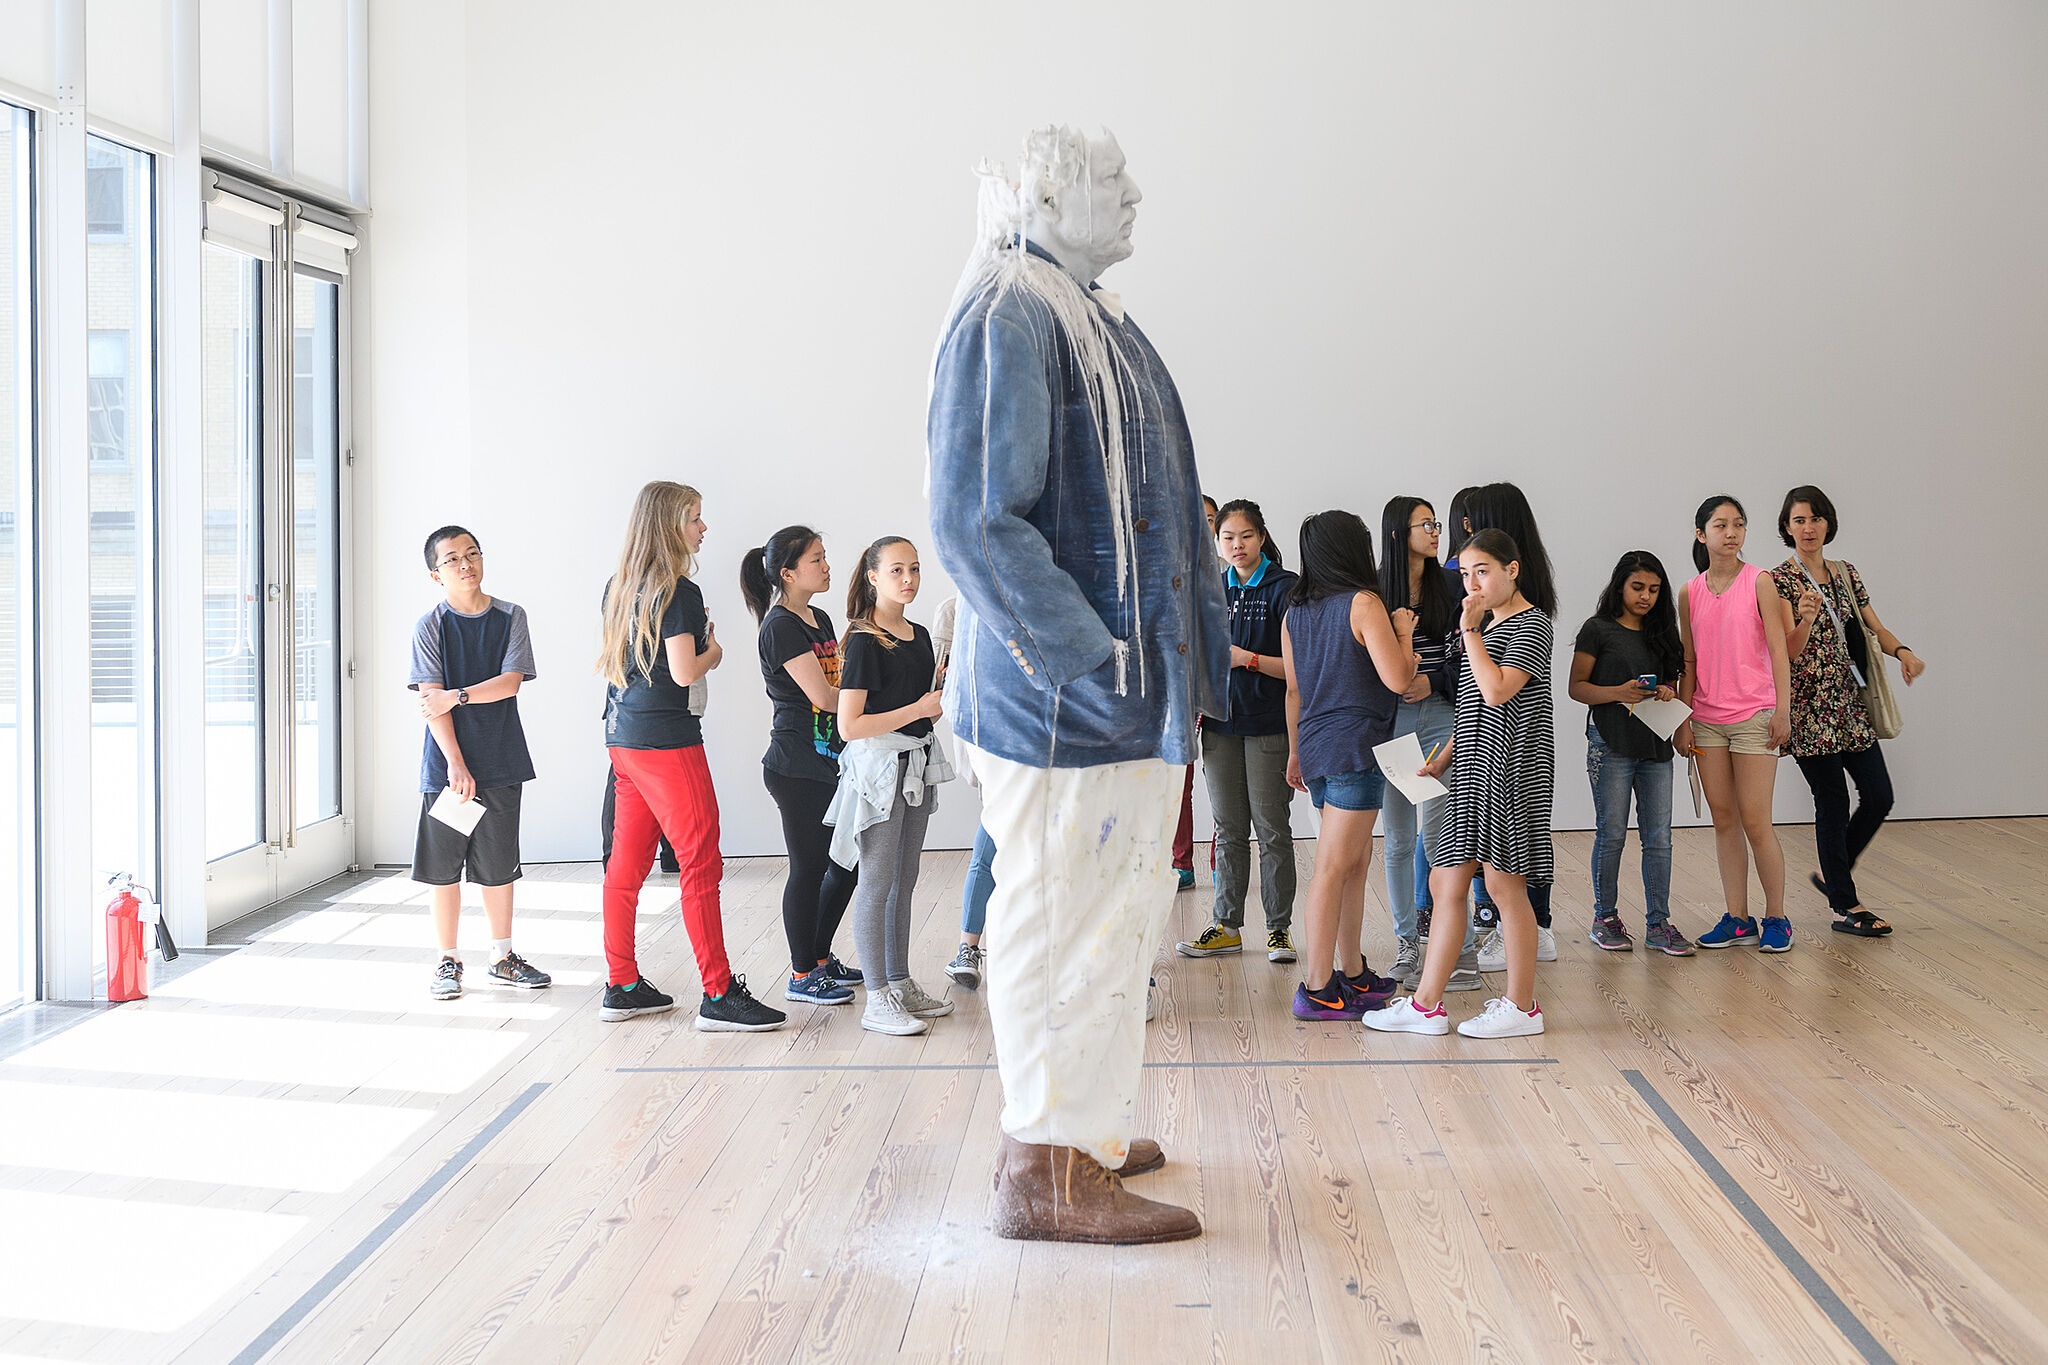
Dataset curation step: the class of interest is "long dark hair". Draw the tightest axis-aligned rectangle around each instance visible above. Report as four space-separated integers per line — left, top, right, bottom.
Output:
739 525 822 623
1378 496 1456 639
1595 550 1683 677
845 535 915 648
1291 510 1380 607
1445 485 1481 559
1214 498 1283 570
1464 482 1556 616
1692 494 1745 572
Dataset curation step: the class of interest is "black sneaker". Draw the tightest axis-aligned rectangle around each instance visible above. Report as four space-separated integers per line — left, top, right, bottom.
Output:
430 955 463 1000
784 965 855 1005
599 977 677 1021
488 951 553 988
820 954 864 987
697 975 787 1032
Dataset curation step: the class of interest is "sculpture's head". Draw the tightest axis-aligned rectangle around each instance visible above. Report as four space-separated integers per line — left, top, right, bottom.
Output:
1016 125 1141 284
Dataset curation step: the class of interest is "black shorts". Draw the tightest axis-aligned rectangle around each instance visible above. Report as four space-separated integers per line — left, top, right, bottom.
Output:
412 785 524 887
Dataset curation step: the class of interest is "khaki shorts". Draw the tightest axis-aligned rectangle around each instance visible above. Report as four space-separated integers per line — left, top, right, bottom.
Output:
1691 708 1777 756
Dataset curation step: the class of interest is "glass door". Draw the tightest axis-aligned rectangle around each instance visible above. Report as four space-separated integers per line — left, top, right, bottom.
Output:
0 102 33 1010
201 205 352 922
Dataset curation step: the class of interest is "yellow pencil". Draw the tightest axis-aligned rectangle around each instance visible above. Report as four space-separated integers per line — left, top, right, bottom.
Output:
1424 741 1443 765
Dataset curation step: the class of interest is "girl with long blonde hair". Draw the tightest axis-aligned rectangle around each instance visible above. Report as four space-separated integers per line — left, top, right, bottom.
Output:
597 481 784 1031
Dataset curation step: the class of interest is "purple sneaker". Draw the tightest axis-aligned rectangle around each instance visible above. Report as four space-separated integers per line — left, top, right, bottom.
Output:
1342 965 1400 1010
1292 979 1366 1021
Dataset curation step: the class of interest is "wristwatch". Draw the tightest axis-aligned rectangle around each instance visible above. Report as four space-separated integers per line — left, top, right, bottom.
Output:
456 688 470 706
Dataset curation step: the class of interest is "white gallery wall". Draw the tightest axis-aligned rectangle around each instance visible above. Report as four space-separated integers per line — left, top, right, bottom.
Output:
358 0 2048 862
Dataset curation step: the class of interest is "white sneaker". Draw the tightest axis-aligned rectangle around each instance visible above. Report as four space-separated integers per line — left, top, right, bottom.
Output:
896 976 955 1018
1145 976 1159 1022
1474 927 1506 972
1456 996 1545 1038
1360 996 1451 1035
1536 925 1558 962
861 986 930 1036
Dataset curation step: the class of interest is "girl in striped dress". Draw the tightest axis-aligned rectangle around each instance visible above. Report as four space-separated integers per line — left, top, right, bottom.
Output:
1367 528 1554 1040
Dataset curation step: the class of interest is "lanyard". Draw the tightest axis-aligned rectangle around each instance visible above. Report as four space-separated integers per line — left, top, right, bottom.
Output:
1796 560 1864 687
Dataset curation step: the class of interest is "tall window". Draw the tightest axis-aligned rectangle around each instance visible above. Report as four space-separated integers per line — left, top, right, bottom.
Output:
201 245 264 860
1 102 33 1010
85 135 158 927
292 272 342 824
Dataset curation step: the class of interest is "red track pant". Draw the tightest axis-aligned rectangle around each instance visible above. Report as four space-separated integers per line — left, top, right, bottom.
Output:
604 745 731 996
1172 763 1196 871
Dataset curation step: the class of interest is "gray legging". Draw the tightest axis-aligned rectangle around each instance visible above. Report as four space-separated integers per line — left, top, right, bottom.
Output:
851 759 934 986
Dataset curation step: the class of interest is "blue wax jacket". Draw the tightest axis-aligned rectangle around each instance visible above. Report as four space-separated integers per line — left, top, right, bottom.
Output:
927 248 1230 769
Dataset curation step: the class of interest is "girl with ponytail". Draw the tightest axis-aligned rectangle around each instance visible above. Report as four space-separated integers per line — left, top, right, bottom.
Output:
1678 494 1795 952
832 536 951 1036
744 527 865 1006
597 482 785 1031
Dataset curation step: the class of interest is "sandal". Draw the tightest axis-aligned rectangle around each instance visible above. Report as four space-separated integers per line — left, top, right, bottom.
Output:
1809 872 1829 897
1831 909 1892 937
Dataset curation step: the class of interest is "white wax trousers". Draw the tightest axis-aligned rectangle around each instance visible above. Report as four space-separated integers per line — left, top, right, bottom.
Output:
968 746 1183 1169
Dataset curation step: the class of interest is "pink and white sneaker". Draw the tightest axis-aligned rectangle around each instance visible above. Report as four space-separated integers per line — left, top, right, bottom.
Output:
1456 996 1544 1038
1361 996 1451 1035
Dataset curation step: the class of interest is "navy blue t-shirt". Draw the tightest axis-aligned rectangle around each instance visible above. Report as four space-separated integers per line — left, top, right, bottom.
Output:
602 576 709 750
409 598 538 793
1204 556 1296 737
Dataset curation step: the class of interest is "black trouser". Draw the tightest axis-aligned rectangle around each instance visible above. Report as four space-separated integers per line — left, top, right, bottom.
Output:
602 766 676 873
1795 744 1894 912
1472 873 1552 930
764 765 859 974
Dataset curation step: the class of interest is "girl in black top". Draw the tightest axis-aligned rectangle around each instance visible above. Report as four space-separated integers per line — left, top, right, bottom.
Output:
837 537 949 1035
1567 551 1694 956
741 525 864 1006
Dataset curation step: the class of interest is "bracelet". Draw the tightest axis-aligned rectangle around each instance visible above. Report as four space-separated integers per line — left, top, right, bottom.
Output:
1463 626 1483 635
1246 652 1260 670
1893 644 1912 658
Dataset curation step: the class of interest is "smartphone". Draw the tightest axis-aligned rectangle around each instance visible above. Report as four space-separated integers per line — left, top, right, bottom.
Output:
1635 673 1659 691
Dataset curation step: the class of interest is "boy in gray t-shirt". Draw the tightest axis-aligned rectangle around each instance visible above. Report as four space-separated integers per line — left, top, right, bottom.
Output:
409 524 551 1000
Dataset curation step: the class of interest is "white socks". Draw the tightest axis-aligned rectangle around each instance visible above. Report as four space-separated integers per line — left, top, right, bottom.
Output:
492 937 514 962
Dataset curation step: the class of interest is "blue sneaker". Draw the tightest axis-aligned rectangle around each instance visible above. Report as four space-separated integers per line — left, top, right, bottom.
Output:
819 954 863 986
1758 916 1794 953
1696 913 1760 949
784 965 855 1005
1175 867 1196 891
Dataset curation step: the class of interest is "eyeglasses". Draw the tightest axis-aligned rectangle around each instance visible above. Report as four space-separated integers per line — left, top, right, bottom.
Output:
1410 520 1442 534
437 550 484 570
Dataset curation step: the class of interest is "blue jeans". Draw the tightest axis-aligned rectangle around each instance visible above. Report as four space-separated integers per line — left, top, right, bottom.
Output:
962 824 997 936
1380 693 1454 941
1586 722 1673 926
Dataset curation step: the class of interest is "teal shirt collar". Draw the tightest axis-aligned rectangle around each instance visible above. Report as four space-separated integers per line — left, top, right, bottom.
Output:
1226 554 1271 589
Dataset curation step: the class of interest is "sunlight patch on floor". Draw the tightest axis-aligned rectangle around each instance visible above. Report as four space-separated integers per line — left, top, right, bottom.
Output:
0 1189 303 1332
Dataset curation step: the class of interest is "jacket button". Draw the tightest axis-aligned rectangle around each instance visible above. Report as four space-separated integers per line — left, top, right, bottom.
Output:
1177 643 1188 655
1134 517 1150 532
1173 576 1184 590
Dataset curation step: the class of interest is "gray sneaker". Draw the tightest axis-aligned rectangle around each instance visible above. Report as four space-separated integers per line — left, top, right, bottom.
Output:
1645 922 1697 957
430 956 463 1000
944 943 984 989
1589 915 1634 952
1390 936 1423 988
896 976 955 1018
1446 947 1482 992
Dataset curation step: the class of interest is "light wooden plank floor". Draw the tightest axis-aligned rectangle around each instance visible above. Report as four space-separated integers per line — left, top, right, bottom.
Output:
2 817 2045 1364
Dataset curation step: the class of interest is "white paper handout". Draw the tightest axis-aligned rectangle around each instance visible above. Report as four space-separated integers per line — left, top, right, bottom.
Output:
1627 698 1693 743
429 788 488 836
1372 733 1450 806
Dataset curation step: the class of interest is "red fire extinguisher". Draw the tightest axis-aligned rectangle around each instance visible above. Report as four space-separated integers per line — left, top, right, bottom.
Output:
105 874 152 1003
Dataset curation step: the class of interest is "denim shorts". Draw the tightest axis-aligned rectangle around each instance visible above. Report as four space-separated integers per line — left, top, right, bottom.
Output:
1306 767 1385 812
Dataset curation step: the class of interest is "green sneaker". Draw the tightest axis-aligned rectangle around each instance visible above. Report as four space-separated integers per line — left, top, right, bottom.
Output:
1176 923 1243 957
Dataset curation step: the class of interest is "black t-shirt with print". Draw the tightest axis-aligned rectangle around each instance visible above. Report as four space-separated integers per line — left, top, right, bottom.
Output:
839 622 937 740
759 604 844 782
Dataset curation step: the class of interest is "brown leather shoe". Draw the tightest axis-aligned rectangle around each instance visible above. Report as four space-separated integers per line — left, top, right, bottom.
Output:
990 1135 1200 1244
1119 1137 1165 1176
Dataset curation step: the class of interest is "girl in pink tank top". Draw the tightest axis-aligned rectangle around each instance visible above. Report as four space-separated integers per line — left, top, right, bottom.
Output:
1676 496 1794 951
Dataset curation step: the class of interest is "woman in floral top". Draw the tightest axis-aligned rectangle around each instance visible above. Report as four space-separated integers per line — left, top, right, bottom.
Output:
1771 486 1927 936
